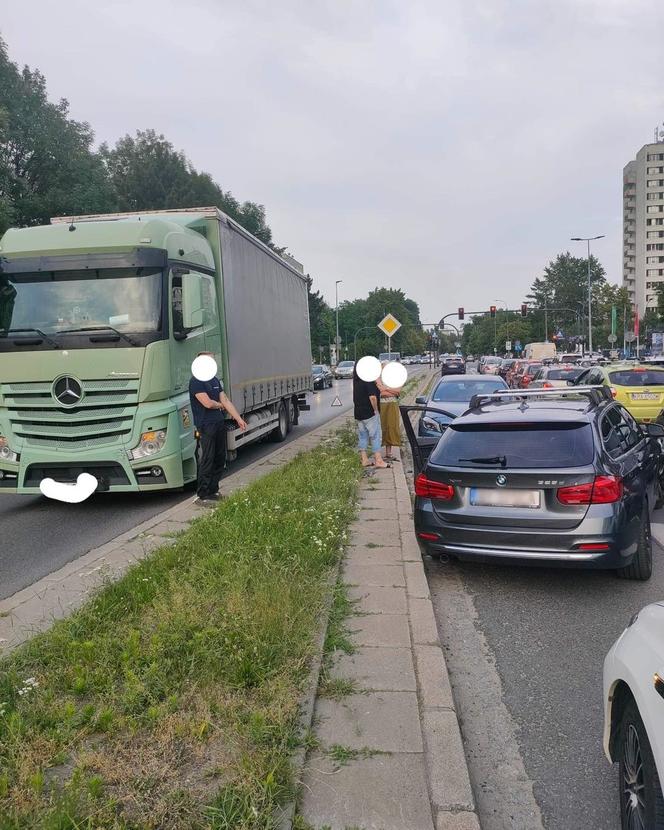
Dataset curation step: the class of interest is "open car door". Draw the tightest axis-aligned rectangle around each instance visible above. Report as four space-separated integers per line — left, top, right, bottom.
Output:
399 403 457 477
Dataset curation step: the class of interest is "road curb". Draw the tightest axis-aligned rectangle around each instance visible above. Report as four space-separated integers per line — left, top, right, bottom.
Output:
0 409 355 656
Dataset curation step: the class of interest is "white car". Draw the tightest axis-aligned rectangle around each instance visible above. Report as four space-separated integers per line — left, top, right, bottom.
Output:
603 601 664 829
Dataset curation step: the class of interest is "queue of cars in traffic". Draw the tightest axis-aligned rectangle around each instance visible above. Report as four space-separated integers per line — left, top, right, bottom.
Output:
403 352 664 826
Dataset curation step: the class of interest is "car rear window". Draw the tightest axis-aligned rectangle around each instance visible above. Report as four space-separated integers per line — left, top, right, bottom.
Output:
431 422 595 468
546 368 584 380
432 379 506 402
608 370 664 386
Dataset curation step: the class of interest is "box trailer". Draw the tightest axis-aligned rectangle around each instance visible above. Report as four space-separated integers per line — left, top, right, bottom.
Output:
0 207 312 493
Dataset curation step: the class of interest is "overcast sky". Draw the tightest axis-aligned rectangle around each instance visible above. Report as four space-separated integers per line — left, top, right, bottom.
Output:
3 0 663 322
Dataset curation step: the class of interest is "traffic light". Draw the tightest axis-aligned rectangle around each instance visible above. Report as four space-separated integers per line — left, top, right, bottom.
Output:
521 303 528 317
490 305 496 318
458 307 464 320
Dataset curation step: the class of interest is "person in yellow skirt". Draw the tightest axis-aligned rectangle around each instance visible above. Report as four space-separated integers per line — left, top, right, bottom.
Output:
377 363 403 461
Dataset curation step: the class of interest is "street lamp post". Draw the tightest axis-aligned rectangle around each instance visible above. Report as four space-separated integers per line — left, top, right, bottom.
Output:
571 235 604 355
490 300 507 355
334 280 342 366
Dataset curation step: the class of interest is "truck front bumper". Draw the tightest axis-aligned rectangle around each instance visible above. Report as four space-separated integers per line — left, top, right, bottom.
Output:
0 449 187 495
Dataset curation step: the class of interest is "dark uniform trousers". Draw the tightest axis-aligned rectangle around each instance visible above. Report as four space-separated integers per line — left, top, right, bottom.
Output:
197 421 227 498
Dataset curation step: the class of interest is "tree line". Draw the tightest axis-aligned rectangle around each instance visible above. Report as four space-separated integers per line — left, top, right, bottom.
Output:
461 252 636 356
0 37 274 245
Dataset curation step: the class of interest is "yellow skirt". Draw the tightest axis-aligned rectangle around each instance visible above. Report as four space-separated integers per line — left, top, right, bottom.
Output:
380 399 401 447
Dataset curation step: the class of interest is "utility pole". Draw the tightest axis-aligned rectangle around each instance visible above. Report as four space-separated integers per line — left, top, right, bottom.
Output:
334 280 342 366
571 235 605 354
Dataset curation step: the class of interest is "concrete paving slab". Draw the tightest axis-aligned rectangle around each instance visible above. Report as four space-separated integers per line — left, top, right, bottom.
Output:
343 563 405 588
315 691 423 752
348 585 407 615
345 545 403 566
349 613 411 648
361 509 399 522
405 561 432 598
409 596 440 645
358 495 398 510
414 645 455 711
300 752 435 830
331 646 416 692
423 710 476 812
436 811 481 830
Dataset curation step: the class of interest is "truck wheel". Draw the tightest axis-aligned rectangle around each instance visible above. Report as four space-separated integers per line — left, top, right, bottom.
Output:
616 504 652 581
287 398 296 432
270 402 288 442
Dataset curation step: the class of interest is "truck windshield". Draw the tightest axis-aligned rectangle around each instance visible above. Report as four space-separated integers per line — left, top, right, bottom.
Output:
0 268 163 347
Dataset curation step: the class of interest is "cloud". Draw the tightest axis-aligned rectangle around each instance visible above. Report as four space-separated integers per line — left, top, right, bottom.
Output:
2 0 663 316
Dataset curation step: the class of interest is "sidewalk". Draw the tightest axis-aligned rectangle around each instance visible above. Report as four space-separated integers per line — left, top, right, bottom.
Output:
297 448 479 829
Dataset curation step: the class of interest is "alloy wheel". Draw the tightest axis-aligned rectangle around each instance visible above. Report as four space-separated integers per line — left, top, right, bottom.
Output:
622 723 646 829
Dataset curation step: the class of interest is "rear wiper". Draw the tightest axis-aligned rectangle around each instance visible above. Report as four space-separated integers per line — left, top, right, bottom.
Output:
0 327 59 348
459 455 507 467
57 325 139 347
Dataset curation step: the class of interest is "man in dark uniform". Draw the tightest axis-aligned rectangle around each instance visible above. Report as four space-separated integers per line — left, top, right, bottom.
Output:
189 352 247 504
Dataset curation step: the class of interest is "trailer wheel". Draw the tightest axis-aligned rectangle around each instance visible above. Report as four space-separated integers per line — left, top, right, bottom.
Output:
270 402 288 442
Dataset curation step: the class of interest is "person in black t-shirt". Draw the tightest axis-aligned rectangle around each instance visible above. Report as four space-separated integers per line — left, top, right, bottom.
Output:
189 352 247 504
352 365 390 468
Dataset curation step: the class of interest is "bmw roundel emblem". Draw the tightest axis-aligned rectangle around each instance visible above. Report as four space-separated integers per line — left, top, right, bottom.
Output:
496 474 507 487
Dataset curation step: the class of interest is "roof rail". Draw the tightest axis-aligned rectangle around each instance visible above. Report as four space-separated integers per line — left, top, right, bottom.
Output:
468 385 612 411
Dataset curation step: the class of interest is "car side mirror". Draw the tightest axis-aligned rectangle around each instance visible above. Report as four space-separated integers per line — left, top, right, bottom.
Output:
644 423 664 439
416 396 427 405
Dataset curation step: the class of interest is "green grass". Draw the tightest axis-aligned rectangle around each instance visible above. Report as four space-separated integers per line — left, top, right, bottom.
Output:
325 745 386 767
0 432 362 829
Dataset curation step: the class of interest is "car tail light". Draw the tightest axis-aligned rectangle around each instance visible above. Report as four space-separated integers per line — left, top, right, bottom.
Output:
542 382 553 388
557 476 622 505
610 387 617 399
415 474 455 500
418 532 440 541
577 543 610 551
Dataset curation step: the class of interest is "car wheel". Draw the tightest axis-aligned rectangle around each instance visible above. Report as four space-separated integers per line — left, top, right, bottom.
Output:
618 697 664 830
617 505 652 581
656 470 664 510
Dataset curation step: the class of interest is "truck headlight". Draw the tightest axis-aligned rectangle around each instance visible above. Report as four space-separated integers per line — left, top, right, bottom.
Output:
129 430 167 460
0 436 18 463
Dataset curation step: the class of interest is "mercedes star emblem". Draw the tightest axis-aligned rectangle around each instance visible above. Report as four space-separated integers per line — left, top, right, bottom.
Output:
52 376 83 407
496 474 507 487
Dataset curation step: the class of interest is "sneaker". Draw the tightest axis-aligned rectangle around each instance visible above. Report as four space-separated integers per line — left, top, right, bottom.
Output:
195 494 221 506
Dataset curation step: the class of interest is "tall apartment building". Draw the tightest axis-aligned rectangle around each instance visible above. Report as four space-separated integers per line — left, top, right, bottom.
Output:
623 140 664 313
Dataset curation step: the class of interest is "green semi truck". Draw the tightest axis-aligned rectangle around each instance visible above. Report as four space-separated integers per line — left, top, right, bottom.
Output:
0 207 312 494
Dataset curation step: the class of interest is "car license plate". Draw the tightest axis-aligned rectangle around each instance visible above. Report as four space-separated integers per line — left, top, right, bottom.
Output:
470 488 541 508
631 392 658 400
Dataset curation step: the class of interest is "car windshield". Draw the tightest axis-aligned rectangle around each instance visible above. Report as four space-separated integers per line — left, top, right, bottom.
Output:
338 361 354 368
546 368 584 381
608 369 664 386
0 268 163 338
312 366 324 374
432 379 507 402
484 357 501 364
432 422 595 468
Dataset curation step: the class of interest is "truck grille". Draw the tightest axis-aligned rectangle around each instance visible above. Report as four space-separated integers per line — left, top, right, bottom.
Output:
1 379 139 449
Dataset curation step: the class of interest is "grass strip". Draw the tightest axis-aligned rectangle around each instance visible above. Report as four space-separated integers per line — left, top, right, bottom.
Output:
0 427 361 830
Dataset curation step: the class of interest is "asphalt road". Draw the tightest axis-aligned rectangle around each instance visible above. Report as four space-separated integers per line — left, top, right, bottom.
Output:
0 379 357 601
426 515 664 830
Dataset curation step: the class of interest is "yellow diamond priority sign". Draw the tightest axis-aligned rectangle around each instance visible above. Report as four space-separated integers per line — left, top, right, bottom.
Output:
377 313 402 337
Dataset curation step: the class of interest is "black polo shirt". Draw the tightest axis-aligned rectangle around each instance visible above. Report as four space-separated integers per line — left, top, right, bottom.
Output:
189 376 224 428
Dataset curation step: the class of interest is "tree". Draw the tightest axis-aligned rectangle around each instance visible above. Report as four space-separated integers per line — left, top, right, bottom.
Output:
527 251 611 349
101 129 274 245
0 37 116 235
307 276 333 361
